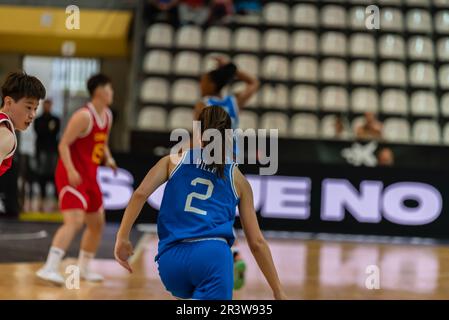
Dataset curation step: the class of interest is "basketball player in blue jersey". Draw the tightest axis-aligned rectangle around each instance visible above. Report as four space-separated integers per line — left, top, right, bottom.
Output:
194 56 259 129
114 107 286 300
194 56 260 290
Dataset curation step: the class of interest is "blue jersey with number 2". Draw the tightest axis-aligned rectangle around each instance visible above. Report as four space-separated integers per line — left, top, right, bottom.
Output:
156 148 240 261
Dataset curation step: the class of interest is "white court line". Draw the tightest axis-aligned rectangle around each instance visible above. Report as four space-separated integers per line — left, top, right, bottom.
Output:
129 233 152 265
0 230 48 241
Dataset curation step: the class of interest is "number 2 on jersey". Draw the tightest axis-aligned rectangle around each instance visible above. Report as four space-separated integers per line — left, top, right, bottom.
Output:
184 178 214 215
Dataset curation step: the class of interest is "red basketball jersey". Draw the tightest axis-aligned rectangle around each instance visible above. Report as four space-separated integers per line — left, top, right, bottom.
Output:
57 103 112 180
0 112 17 176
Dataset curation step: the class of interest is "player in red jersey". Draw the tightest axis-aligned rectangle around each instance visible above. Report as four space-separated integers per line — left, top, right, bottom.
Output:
0 71 45 176
36 74 117 285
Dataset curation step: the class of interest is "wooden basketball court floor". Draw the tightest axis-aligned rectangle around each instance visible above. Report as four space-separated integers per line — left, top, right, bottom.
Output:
2 232 449 300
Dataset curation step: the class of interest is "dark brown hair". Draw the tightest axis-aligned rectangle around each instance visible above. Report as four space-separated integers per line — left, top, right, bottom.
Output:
1 71 46 107
198 106 232 178
207 62 237 94
87 73 111 97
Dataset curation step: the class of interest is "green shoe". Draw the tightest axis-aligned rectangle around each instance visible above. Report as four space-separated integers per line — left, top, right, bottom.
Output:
233 259 246 290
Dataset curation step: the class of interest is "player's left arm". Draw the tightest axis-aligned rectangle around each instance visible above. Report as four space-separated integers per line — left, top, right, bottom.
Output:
114 155 171 272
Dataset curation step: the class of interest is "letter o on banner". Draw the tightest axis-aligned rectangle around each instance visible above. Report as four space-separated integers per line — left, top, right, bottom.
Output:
382 182 442 225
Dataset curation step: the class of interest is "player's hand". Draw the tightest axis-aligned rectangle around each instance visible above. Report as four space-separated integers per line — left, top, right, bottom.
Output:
213 56 229 67
68 168 82 187
274 290 288 300
106 157 118 175
114 238 134 273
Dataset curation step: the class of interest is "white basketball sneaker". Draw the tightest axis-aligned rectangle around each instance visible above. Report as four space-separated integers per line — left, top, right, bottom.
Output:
80 271 104 282
36 268 65 286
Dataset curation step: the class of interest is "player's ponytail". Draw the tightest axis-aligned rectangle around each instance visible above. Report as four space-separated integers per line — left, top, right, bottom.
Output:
198 106 232 179
208 63 237 94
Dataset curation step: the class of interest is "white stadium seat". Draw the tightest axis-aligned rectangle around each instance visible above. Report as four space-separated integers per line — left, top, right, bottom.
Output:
292 4 318 27
379 35 405 59
409 63 436 88
259 112 289 137
143 50 171 74
351 88 379 113
406 9 432 32
380 62 407 86
262 56 289 80
233 28 260 51
291 85 319 111
292 58 318 81
264 2 290 26
321 86 348 112
349 33 376 57
138 107 167 131
410 91 438 116
413 120 441 144
261 84 289 109
168 108 194 131
321 58 348 83
239 111 258 130
381 90 408 115
291 31 318 54
173 52 201 76
146 23 173 47
175 25 202 49
408 36 434 60
350 60 377 85
436 11 449 33
381 8 403 31
322 5 347 29
263 29 289 53
172 80 199 104
290 113 319 138
383 118 411 143
140 78 169 103
204 26 231 50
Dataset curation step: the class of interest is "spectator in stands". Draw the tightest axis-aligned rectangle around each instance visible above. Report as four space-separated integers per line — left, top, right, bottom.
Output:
377 147 394 167
207 0 234 25
34 99 60 212
233 0 261 15
355 112 383 141
334 114 351 140
144 0 180 28
179 0 210 26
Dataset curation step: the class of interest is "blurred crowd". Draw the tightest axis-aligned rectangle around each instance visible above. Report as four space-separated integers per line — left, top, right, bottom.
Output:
144 0 262 27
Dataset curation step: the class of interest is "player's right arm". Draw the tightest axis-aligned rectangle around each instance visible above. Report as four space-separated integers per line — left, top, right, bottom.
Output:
234 168 287 300
0 125 14 167
115 155 172 272
234 69 260 110
58 110 90 187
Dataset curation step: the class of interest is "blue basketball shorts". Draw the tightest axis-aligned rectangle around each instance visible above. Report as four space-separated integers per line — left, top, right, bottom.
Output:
157 238 234 300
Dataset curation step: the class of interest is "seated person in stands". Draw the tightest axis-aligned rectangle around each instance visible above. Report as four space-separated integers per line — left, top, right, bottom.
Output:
377 147 394 167
144 0 180 27
233 0 261 15
207 0 234 25
334 114 351 140
355 112 383 141
179 0 210 26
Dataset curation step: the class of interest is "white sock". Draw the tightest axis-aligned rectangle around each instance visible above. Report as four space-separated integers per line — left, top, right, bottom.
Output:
43 247 65 272
78 250 95 275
